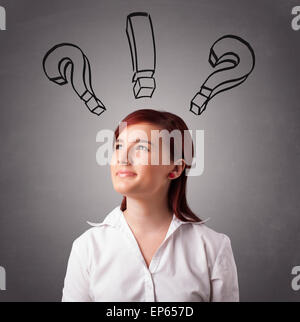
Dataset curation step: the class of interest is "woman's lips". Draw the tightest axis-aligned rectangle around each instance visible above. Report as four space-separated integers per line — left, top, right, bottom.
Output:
116 171 137 177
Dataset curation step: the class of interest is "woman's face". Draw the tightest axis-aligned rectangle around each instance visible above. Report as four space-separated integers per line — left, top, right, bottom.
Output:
110 122 185 199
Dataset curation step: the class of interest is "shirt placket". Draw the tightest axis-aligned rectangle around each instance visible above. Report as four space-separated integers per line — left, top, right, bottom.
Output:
144 266 155 301
118 213 184 302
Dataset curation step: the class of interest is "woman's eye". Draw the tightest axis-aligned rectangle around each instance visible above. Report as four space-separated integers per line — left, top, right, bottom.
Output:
114 144 122 150
114 144 149 152
136 145 149 152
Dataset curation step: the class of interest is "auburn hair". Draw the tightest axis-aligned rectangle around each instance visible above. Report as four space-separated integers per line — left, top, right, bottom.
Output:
113 108 202 223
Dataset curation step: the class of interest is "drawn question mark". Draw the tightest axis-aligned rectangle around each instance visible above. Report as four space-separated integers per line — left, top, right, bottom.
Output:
126 12 156 98
42 43 106 116
190 35 255 116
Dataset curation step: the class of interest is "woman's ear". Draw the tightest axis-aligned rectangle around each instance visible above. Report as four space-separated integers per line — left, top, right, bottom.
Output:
169 159 186 179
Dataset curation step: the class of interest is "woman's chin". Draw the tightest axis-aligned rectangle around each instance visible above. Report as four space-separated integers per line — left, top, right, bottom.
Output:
114 183 137 195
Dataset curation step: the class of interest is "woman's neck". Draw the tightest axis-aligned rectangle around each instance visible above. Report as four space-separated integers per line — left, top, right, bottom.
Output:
123 196 173 235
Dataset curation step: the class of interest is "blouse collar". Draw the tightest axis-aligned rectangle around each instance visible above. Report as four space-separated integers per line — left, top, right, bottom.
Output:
87 205 210 229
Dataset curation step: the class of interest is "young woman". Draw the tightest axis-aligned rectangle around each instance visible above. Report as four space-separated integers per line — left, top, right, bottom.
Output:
62 109 239 302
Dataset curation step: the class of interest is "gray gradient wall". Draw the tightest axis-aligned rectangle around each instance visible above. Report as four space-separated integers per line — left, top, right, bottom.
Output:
0 0 299 301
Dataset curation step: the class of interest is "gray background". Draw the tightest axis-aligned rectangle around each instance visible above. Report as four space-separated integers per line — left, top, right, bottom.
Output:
0 0 299 301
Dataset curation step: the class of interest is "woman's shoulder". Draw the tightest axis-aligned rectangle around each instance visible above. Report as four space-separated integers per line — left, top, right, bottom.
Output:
71 206 121 251
73 226 100 244
69 227 99 256
189 220 233 255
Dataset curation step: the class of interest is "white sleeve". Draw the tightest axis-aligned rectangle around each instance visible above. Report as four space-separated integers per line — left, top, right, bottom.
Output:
210 234 239 302
61 239 92 302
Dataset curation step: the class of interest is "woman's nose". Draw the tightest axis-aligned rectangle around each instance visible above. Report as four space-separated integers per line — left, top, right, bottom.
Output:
118 146 132 165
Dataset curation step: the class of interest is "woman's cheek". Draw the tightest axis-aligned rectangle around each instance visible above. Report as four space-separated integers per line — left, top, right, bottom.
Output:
110 152 117 165
133 150 149 165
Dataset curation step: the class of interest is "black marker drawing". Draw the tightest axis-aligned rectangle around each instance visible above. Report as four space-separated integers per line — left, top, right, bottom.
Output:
190 35 255 116
126 12 156 99
43 43 106 116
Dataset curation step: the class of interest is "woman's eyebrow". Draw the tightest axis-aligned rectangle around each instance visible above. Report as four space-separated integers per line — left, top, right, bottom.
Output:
116 138 153 146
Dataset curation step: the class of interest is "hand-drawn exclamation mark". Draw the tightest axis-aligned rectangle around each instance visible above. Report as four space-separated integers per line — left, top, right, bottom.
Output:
126 12 156 98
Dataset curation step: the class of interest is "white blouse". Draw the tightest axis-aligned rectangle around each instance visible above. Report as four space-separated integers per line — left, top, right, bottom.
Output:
62 205 239 302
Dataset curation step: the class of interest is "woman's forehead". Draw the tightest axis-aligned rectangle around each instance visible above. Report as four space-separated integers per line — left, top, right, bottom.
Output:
118 123 163 141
